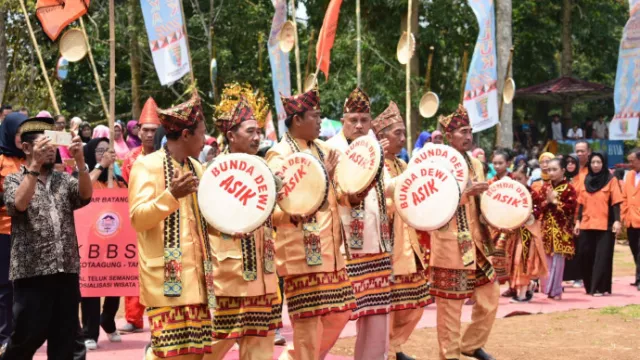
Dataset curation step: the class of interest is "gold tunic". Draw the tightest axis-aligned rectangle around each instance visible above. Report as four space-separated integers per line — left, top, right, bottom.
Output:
129 151 208 308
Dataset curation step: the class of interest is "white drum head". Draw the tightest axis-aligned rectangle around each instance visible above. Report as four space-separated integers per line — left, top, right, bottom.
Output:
394 162 460 231
59 29 88 62
198 153 277 234
409 143 470 191
396 31 416 65
336 136 383 194
503 78 516 104
278 152 328 216
481 177 533 230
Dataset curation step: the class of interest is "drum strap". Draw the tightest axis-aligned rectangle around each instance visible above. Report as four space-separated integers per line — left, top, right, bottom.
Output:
162 148 216 311
240 234 258 281
284 132 326 266
455 153 476 267
263 218 276 274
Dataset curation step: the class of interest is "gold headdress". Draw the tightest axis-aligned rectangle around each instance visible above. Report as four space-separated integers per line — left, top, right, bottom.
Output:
214 83 269 130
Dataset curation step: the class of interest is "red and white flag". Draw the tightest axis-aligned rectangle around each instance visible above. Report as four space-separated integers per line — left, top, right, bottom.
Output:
316 0 343 79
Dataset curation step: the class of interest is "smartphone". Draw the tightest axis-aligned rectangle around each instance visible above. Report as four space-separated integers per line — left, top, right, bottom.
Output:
44 130 73 146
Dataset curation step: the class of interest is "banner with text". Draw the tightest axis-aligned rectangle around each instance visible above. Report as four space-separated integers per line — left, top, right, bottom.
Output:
611 0 640 141
76 189 139 297
556 139 625 166
268 0 292 138
464 0 499 133
140 0 191 85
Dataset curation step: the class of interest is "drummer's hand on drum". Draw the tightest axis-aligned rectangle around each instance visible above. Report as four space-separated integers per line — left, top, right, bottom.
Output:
324 149 339 178
169 168 199 199
464 182 489 197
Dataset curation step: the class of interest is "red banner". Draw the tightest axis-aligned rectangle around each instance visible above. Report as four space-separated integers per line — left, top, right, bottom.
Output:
316 0 343 79
75 189 139 297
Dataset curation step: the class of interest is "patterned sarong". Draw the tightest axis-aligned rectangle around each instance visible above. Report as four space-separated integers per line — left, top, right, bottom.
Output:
346 253 393 320
212 293 283 339
284 269 356 320
430 248 496 300
389 272 433 311
147 304 213 358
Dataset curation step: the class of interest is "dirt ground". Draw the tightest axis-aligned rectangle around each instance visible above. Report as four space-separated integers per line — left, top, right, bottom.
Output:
330 243 640 360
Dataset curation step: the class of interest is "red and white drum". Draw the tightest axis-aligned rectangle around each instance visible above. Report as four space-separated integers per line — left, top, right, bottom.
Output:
394 162 460 231
409 143 470 191
198 153 277 235
336 135 383 194
278 152 329 216
480 177 533 230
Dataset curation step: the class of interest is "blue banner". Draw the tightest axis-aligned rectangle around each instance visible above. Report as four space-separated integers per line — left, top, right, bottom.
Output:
463 0 499 133
611 0 640 140
140 0 191 86
268 0 292 138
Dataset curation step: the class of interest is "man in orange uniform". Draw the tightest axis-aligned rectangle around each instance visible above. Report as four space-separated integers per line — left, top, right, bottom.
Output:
120 97 161 333
429 105 498 360
622 149 640 290
372 101 431 360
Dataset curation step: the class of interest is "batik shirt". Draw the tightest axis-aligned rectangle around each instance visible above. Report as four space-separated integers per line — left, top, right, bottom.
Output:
4 167 91 280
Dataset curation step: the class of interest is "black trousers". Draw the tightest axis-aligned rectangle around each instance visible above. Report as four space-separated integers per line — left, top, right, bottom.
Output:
579 230 615 295
80 297 120 341
627 227 640 283
3 273 81 360
0 234 12 346
563 234 582 282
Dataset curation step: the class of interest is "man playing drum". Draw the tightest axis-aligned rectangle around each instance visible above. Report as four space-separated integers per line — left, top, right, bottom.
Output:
266 88 356 360
327 87 394 360
372 101 432 360
129 93 216 359
430 105 499 360
207 93 282 359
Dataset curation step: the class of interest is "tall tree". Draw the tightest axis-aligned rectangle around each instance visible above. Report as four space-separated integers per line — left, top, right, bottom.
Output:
0 8 7 105
496 0 513 147
128 0 142 119
561 0 573 123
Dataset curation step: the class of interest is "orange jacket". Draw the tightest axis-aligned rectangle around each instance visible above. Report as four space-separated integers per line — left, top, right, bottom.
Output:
622 170 640 228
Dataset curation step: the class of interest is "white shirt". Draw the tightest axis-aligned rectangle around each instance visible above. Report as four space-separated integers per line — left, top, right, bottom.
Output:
593 121 608 139
551 121 563 141
636 172 640 187
567 128 583 139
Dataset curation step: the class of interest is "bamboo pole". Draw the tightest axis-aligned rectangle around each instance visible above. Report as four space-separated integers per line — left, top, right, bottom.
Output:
179 0 197 86
79 18 109 119
290 0 302 93
108 0 116 188
460 44 470 104
18 0 60 114
406 0 412 157
495 47 514 147
356 0 362 87
424 46 434 92
304 29 316 79
258 32 264 72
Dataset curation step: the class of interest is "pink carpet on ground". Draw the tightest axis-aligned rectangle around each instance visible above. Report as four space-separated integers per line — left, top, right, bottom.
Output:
34 276 640 359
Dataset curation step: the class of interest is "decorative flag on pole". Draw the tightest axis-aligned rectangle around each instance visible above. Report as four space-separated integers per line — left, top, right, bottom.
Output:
316 0 343 79
36 0 90 41
139 0 191 86
463 0 499 133
264 111 278 141
610 0 640 141
268 0 292 137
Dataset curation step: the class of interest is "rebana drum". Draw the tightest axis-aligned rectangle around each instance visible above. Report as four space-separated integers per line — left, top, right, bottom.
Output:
198 153 277 235
480 177 533 230
335 135 383 194
394 162 460 231
409 143 470 191
277 152 329 216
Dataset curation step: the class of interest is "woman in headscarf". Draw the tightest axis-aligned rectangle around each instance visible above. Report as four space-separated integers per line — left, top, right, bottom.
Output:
79 122 92 143
69 117 83 134
413 131 431 151
562 153 583 284
76 138 126 350
125 120 141 149
574 152 623 296
198 145 213 165
92 125 110 139
0 113 27 344
531 152 555 193
540 158 578 300
113 123 130 160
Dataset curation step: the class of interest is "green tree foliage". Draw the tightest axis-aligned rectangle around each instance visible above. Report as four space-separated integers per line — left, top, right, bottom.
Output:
0 0 630 138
